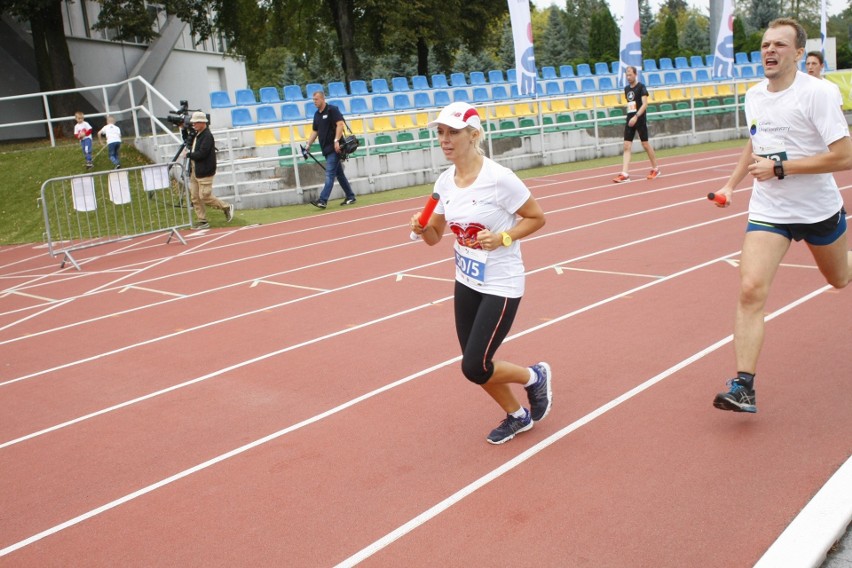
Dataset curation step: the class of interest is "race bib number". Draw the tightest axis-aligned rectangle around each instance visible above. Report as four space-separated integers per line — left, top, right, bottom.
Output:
627 101 637 114
752 142 788 162
454 244 488 283
755 149 789 161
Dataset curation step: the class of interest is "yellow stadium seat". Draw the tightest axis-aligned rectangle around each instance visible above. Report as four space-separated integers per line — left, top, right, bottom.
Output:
548 98 570 113
255 128 279 146
568 96 589 111
492 105 515 119
601 94 620 108
395 113 416 130
347 118 367 135
717 83 734 96
514 102 539 117
414 112 430 127
369 116 394 133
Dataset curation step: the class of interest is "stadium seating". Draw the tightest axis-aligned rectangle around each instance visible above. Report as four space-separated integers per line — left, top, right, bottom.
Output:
680 70 695 84
235 89 257 106
594 62 610 75
695 69 710 82
598 76 615 91
259 87 281 104
643 59 658 72
393 93 413 110
305 82 324 96
473 87 491 103
434 90 451 106
371 78 390 94
690 55 705 68
450 72 467 87
705 54 715 68
580 77 597 92
328 98 347 112
210 91 234 108
662 72 679 85
452 89 471 103
750 51 761 64
254 129 278 146
280 103 302 121
432 74 450 89
542 66 557 79
413 92 433 108
372 95 391 112
559 65 575 78
675 56 689 69
391 77 410 92
256 105 279 124
411 75 430 90
488 69 506 83
231 108 255 127
349 97 369 115
576 63 592 76
303 102 315 119
545 82 560 96
283 85 305 101
563 79 579 94
349 80 369 96
470 71 486 85
328 81 348 98
659 57 674 70
647 74 663 88
506 68 517 83
278 146 295 167
491 85 510 101
735 52 749 65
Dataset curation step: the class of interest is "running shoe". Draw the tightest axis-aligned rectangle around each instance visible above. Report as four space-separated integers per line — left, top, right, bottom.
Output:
191 221 210 230
310 200 327 209
713 378 757 413
487 409 533 445
525 362 553 421
340 197 356 206
224 204 234 222
646 168 660 180
612 173 630 183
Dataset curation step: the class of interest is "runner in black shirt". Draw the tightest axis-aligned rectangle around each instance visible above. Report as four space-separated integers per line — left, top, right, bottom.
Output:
613 66 660 183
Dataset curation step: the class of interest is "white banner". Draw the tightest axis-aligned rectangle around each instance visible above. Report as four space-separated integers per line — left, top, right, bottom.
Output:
821 0 828 69
712 0 735 79
507 0 537 96
617 0 643 87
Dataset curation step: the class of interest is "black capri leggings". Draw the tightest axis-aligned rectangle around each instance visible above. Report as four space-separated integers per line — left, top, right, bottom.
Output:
454 280 522 385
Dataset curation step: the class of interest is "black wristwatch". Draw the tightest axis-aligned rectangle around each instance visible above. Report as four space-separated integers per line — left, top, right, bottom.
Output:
773 159 785 180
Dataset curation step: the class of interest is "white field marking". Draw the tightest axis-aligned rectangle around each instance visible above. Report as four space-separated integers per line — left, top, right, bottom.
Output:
0 203 744 387
249 279 328 292
335 284 834 568
395 273 455 283
724 258 817 270
118 286 186 298
554 266 664 279
2 260 826 560
754 454 852 568
0 250 742 556
0 290 58 302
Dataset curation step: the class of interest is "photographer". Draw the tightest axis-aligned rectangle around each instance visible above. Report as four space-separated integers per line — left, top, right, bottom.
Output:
185 111 233 229
305 91 357 209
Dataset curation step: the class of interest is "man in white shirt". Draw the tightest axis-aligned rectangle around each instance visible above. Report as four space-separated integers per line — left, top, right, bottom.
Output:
805 50 844 108
711 18 852 413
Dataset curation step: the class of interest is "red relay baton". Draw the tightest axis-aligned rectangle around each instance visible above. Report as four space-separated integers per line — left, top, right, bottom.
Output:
707 192 728 206
410 192 440 241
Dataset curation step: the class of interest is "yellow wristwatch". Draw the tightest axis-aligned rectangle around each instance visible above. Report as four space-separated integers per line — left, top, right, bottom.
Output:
500 232 513 247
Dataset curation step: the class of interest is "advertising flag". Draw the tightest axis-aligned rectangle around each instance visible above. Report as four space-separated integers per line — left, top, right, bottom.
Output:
712 0 735 79
508 0 537 96
618 0 643 87
821 0 828 68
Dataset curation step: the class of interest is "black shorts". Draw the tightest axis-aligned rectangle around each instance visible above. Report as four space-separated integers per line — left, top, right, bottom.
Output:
746 208 847 245
623 115 649 142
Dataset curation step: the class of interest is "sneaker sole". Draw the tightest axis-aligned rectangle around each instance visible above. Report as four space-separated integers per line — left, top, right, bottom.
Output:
712 395 757 413
531 362 553 422
486 420 533 444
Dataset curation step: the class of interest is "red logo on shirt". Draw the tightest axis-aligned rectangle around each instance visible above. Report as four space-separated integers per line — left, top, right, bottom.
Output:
450 222 486 249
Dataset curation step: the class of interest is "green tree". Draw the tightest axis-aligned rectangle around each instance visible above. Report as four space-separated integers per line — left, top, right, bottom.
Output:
639 0 654 36
588 4 619 63
564 0 594 62
658 13 679 59
539 7 572 67
680 13 709 56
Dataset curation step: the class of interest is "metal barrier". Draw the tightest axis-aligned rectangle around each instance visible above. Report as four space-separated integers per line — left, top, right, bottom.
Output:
40 162 192 270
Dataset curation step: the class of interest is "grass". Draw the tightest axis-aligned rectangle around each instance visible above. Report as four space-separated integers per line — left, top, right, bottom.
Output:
0 137 746 245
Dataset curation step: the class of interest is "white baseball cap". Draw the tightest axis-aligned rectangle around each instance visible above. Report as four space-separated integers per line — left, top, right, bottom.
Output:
428 102 482 129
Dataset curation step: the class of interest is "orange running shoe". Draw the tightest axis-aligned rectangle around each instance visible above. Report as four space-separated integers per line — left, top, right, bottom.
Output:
612 173 630 183
646 168 660 180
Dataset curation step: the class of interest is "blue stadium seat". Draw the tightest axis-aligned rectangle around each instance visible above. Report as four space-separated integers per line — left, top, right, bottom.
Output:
256 105 278 124
750 50 761 64
450 72 467 87
662 71 679 85
705 54 715 68
411 75 430 90
542 66 557 79
643 58 658 72
413 92 432 108
280 103 302 121
303 102 315 119
328 81 348 98
491 85 510 101
283 85 304 101
659 57 674 70
756 64 764 76
690 55 705 68
210 91 234 108
680 70 695 84
349 97 369 114
675 56 690 69
452 88 470 102
594 62 610 75
259 87 281 104
735 52 749 65
597 76 615 90
349 80 369 96
371 78 390 94
469 71 486 85
695 69 710 82
738 66 756 79
576 63 592 76
305 83 324 97
473 87 491 102
393 93 413 110
328 98 347 112
372 95 391 112
545 82 560 96
488 69 506 83
506 68 517 83
647 74 663 88
563 79 579 94
235 89 257 106
431 74 450 89
559 64 575 78
580 77 597 91
230 108 255 126
391 76 410 92
434 90 451 106
611 61 620 75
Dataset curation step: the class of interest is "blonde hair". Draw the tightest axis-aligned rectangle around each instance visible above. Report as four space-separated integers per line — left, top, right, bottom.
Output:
469 125 485 156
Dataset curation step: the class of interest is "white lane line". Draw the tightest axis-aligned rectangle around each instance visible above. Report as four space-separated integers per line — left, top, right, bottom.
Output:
554 266 664 279
335 284 833 567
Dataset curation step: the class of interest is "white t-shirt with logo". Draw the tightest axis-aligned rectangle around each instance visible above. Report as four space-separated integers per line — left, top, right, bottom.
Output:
100 123 122 144
434 157 531 298
745 71 849 224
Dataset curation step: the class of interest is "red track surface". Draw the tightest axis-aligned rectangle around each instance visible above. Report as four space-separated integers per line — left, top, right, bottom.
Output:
1 148 850 566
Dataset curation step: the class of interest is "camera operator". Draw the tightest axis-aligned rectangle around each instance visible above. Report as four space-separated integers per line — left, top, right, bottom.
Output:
184 111 233 229
306 91 357 209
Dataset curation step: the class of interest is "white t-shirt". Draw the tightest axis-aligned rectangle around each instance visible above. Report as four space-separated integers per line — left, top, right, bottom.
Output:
99 123 122 144
74 121 92 140
434 157 531 298
745 71 849 224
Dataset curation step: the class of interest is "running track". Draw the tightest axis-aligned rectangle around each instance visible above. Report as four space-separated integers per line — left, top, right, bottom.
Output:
1 147 850 566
